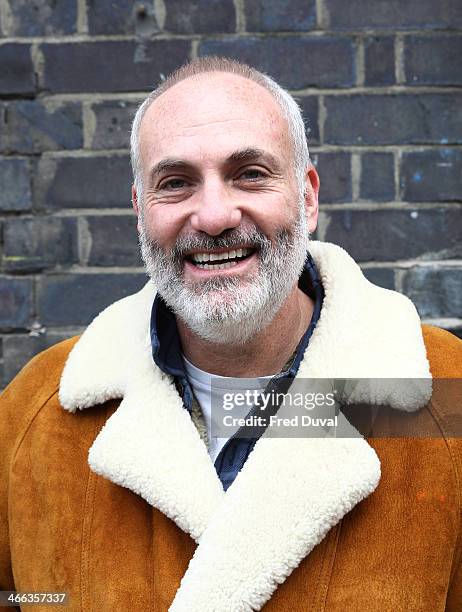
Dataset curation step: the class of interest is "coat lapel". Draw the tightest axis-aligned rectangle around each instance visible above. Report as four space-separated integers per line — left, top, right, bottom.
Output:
59 240 431 611
59 280 224 542
169 433 380 611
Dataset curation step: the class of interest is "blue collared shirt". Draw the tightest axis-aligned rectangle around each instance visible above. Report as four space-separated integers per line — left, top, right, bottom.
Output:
151 251 324 490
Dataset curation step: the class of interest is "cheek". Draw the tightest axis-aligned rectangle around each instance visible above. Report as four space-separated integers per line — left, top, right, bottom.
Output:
143 203 186 250
247 196 298 235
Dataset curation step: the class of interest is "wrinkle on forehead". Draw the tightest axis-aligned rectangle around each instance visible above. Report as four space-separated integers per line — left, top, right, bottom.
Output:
181 117 254 130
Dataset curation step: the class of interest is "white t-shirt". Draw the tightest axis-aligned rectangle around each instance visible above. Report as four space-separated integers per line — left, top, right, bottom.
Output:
182 355 276 464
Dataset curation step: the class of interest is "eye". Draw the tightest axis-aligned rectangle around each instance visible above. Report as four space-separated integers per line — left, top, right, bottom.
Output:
159 177 189 190
237 168 266 181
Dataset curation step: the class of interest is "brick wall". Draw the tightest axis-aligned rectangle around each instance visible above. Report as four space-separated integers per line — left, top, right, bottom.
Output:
0 0 461 386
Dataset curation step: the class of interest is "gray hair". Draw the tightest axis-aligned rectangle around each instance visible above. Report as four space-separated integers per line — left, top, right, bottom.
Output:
130 56 310 205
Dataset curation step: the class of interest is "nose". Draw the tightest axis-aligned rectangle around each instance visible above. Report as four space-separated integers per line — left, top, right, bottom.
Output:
190 179 242 236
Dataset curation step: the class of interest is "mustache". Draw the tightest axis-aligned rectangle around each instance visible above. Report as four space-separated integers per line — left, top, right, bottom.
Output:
171 226 271 262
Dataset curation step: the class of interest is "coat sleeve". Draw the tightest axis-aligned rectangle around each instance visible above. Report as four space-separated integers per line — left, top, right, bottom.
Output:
0 359 37 595
446 554 462 611
444 430 462 612
0 339 76 607
0 370 18 606
421 326 462 611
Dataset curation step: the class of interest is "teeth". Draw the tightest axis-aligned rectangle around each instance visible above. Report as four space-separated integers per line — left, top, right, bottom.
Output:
191 248 252 263
194 261 239 270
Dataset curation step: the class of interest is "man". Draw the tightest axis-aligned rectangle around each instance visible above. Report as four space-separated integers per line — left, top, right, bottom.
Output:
0 57 461 611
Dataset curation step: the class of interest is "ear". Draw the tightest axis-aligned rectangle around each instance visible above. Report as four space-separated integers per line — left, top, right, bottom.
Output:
303 163 319 234
131 185 142 233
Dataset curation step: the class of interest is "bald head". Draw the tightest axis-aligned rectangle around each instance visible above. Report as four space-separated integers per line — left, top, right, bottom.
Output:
142 70 287 139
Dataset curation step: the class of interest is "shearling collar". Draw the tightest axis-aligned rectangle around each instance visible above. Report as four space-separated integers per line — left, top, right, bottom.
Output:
59 241 431 612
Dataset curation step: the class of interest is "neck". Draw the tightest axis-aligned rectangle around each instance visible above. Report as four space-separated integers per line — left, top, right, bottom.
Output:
177 286 314 377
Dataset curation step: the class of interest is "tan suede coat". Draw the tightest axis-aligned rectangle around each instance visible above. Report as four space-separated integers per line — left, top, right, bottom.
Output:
1 242 462 611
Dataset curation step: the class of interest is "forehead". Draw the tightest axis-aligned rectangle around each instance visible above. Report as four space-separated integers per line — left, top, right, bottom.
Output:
139 72 291 167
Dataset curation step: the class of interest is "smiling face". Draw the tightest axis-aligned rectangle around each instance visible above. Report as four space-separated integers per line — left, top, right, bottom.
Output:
134 71 319 344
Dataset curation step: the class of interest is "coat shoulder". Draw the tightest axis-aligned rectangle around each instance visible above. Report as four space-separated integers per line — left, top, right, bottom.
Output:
0 336 80 432
422 324 462 378
421 325 462 437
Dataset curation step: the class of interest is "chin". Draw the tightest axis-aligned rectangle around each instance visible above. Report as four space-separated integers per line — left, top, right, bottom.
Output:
183 297 280 346
186 319 257 346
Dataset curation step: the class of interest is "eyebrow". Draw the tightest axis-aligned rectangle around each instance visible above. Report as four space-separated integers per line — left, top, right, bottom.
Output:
149 158 190 179
148 147 282 183
227 147 281 170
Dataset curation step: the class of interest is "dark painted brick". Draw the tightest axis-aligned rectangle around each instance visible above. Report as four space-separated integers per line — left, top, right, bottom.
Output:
244 0 316 31
400 149 462 202
325 0 462 29
320 208 462 262
360 153 395 202
2 333 72 386
0 158 31 211
3 217 78 272
4 0 77 36
133 3 159 38
87 0 154 35
86 215 142 266
35 155 132 210
361 268 395 290
446 326 462 340
4 100 82 153
0 277 33 330
364 36 395 86
41 40 191 93
199 36 355 89
0 105 5 150
0 44 35 95
402 268 462 319
313 152 351 203
405 35 462 86
297 96 320 145
90 100 139 150
324 94 462 145
38 273 147 326
165 0 235 34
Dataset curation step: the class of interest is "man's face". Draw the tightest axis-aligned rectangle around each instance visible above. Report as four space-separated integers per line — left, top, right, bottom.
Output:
134 72 319 344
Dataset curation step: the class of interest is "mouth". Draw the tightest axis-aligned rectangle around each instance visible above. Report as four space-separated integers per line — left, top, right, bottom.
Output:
184 247 257 270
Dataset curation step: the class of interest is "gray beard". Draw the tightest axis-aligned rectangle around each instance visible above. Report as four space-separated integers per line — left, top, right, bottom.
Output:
138 207 310 345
